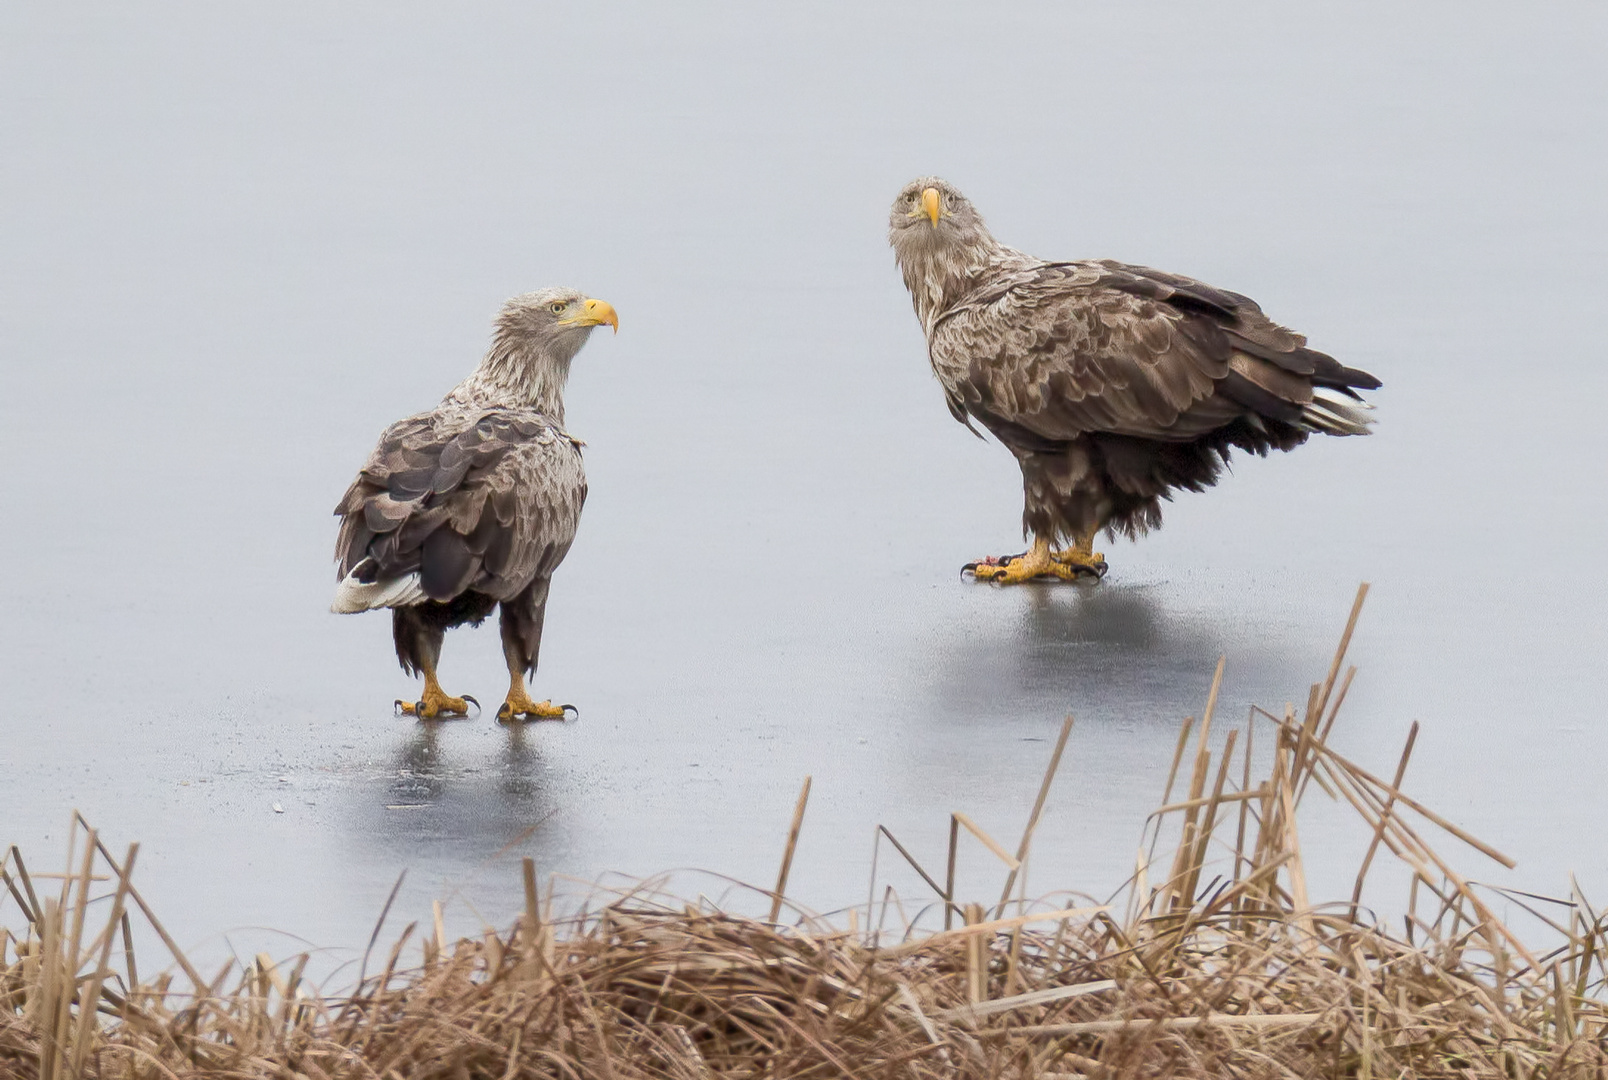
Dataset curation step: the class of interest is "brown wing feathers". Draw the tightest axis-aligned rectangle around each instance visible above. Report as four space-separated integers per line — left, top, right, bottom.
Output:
982 262 1378 444
333 412 567 604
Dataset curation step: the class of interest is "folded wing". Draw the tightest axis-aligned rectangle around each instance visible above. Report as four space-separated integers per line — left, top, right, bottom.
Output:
331 409 585 613
930 260 1378 451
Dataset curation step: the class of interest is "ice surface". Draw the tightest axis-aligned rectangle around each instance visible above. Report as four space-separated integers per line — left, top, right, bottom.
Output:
2 1 1605 969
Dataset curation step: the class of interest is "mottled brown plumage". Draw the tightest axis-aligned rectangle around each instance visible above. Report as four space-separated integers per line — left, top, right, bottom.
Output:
888 177 1378 580
331 287 616 718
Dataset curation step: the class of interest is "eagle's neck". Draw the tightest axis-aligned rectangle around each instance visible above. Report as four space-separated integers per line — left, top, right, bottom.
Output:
898 230 1017 336
447 332 583 424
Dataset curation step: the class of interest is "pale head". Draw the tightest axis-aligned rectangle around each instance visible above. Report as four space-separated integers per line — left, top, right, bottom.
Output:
454 286 619 419
494 286 619 360
887 177 1006 325
887 177 993 254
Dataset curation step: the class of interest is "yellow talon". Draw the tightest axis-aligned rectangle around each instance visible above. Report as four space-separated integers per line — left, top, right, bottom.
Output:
965 538 1083 585
397 674 473 719
498 686 568 722
965 534 1108 584
1052 529 1108 576
1051 546 1107 571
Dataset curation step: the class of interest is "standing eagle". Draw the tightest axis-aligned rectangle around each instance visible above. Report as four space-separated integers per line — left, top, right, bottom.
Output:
888 177 1379 583
331 288 617 719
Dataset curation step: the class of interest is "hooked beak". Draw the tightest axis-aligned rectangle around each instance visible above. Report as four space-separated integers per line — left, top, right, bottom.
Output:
921 187 941 227
560 297 619 333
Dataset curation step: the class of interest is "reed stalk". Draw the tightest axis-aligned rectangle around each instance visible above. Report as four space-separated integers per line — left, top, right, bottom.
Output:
4 585 1605 1077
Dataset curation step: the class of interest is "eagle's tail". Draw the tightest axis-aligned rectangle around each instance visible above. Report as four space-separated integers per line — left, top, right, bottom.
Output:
1300 391 1375 436
331 559 427 613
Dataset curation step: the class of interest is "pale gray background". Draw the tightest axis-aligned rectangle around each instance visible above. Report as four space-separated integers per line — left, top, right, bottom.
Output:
3 2 1605 971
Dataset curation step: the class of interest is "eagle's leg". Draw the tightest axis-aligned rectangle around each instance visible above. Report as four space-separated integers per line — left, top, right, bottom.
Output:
1052 529 1108 578
396 664 477 719
496 591 572 722
394 617 476 719
497 668 569 722
964 536 1084 585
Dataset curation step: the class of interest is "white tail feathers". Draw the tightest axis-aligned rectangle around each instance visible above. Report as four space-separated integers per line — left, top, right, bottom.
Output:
1301 393 1375 436
331 567 426 613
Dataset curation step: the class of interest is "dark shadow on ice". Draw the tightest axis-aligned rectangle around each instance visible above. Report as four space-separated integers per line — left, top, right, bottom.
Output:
909 579 1313 731
351 721 570 871
496 723 546 804
388 723 448 805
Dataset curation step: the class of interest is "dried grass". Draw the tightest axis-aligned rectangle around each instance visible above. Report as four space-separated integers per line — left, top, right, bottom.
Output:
4 585 1607 1078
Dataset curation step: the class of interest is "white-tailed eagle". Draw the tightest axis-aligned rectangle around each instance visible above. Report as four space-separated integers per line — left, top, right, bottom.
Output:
331 288 617 719
888 177 1378 583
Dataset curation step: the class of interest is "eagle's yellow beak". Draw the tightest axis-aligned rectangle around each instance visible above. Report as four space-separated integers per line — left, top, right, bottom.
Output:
922 187 941 227
560 297 619 333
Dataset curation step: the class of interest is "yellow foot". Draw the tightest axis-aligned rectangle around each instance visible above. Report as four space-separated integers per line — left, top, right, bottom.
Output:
1051 546 1109 577
497 691 577 723
963 548 1085 585
395 688 479 720
964 536 1106 584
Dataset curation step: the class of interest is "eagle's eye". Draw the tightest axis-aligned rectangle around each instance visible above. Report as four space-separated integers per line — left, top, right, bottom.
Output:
550 302 566 315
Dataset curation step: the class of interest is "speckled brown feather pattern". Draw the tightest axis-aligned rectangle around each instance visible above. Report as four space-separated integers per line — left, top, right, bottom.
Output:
333 403 585 603
330 287 608 680
889 178 1379 544
930 260 1329 443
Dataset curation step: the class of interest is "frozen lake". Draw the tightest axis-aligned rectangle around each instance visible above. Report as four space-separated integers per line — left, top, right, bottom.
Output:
4 2 1606 970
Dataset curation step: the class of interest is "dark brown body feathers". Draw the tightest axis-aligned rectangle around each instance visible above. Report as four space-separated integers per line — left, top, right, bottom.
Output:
930 259 1378 542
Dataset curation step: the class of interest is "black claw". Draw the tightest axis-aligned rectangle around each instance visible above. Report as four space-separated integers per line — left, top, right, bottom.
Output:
461 694 481 718
963 552 1028 579
1068 561 1108 582
393 699 410 717
413 701 427 719
560 704 580 721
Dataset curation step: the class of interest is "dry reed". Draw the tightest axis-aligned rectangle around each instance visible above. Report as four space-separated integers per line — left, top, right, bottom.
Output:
4 585 1606 1078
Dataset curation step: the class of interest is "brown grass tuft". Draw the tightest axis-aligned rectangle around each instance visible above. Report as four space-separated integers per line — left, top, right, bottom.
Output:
5 585 1607 1077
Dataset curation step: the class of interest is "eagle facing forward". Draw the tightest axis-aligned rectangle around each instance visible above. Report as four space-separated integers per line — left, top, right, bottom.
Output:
888 177 1379 583
331 288 617 720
